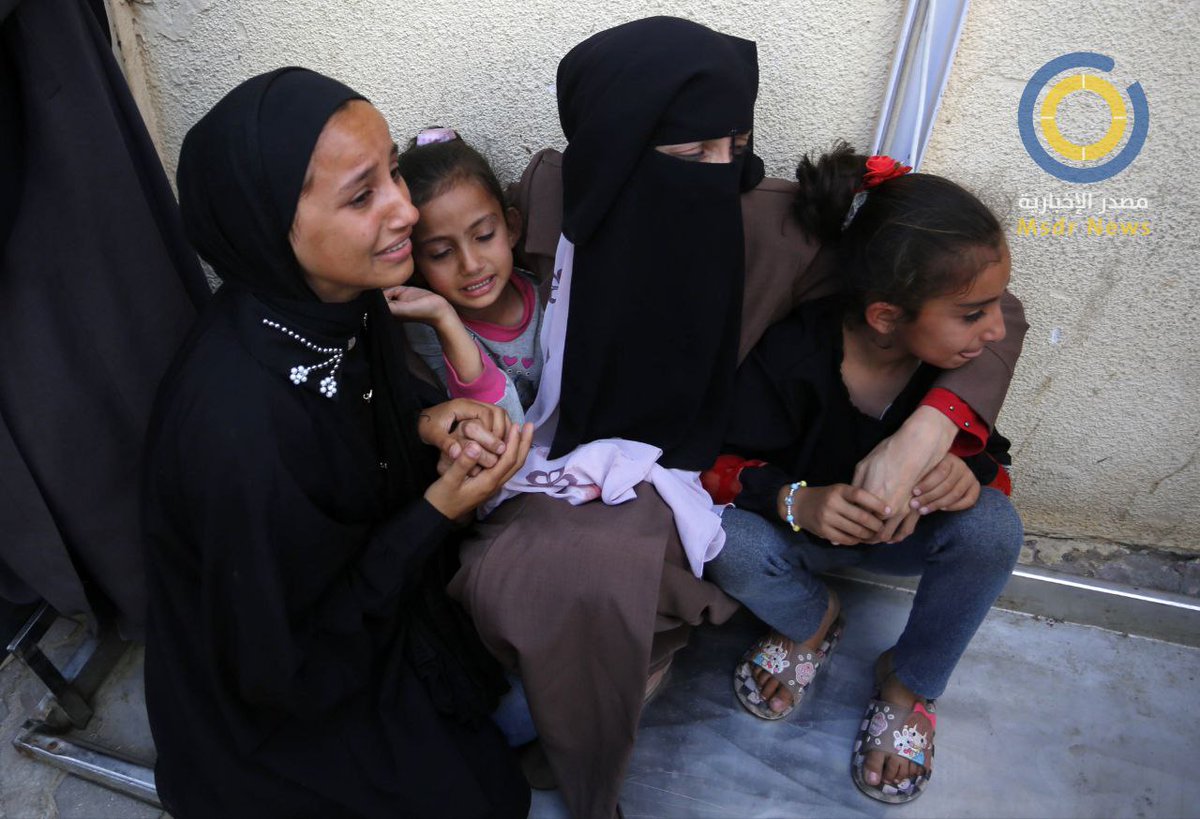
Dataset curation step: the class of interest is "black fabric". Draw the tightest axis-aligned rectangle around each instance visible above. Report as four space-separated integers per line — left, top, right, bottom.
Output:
177 68 364 302
551 17 762 469
0 0 206 628
145 68 527 817
727 297 1009 526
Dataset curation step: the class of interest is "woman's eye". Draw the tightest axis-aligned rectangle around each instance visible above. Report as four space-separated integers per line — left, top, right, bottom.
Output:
963 310 985 324
662 150 703 162
429 247 452 260
477 231 495 242
390 164 402 181
350 190 372 208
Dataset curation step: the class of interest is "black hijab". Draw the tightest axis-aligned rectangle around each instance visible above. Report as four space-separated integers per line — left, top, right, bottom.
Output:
175 68 504 723
552 17 764 469
176 67 426 502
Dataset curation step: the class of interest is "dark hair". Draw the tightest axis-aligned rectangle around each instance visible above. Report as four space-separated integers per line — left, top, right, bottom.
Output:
397 133 507 211
793 142 1003 320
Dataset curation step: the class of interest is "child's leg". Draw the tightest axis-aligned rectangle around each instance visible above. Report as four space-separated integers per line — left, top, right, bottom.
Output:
856 487 1024 698
707 508 854 714
853 488 1022 789
708 507 856 642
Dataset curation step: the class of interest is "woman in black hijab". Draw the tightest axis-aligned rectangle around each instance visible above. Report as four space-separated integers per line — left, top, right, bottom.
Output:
447 18 757 818
551 15 763 468
143 68 531 818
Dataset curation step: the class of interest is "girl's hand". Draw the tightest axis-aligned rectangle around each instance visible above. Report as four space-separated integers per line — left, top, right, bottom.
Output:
852 405 956 520
384 285 453 325
910 453 980 515
781 483 889 546
870 507 922 544
419 399 512 471
424 422 535 520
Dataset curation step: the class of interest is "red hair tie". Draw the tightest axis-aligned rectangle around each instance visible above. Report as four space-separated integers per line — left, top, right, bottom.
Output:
859 155 912 191
843 155 913 229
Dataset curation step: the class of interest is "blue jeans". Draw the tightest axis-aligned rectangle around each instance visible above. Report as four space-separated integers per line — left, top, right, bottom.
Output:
491 674 537 747
706 488 1023 699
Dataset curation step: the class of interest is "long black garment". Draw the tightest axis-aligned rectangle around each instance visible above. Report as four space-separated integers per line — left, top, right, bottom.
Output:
727 297 1010 525
551 17 764 469
143 287 527 817
144 68 527 817
0 0 206 633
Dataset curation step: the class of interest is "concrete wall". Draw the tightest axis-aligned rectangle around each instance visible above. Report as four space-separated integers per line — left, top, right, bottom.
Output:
110 0 1199 559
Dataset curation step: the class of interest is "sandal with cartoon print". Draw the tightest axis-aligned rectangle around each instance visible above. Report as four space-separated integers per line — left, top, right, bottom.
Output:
851 694 937 803
732 615 845 720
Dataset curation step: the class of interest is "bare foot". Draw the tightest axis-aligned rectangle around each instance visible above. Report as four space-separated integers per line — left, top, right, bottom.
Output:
751 588 841 714
861 651 930 788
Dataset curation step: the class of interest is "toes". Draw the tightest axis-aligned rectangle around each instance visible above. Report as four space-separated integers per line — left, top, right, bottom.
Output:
754 670 779 700
752 667 793 713
864 751 928 789
768 692 792 713
882 756 924 786
863 750 885 787
883 754 907 784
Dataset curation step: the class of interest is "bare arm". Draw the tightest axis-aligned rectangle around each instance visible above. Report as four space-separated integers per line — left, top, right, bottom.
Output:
854 290 1026 515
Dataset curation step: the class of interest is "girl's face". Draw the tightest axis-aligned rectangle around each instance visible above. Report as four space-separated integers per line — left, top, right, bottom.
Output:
893 242 1012 369
411 178 521 320
290 101 420 303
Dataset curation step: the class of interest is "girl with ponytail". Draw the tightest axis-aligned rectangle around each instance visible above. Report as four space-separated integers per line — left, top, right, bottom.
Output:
705 143 1023 805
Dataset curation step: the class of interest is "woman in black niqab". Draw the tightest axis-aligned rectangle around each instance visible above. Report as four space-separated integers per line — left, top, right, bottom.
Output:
551 16 764 469
143 68 529 818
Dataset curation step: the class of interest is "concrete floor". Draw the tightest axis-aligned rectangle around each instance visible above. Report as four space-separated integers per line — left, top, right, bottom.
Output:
3 581 1198 819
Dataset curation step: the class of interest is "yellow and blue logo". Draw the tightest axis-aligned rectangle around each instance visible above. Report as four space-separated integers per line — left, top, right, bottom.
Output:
1018 52 1149 183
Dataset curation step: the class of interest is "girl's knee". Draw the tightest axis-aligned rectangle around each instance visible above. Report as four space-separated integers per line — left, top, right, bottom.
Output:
968 488 1024 569
938 488 1023 571
707 543 771 597
707 511 791 594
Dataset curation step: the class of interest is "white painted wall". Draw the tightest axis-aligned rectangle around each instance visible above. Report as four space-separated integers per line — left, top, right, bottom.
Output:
112 0 1199 554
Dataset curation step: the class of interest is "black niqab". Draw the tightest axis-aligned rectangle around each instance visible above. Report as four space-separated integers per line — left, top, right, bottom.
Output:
552 17 764 469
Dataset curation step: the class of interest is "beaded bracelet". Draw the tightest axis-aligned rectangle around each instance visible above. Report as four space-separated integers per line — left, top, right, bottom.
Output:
784 480 807 532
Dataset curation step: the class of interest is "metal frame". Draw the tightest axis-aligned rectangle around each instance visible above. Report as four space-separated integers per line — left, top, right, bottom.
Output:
837 564 1200 648
6 602 158 806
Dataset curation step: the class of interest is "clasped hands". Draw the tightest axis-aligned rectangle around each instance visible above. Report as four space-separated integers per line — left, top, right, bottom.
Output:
419 398 533 521
781 406 981 546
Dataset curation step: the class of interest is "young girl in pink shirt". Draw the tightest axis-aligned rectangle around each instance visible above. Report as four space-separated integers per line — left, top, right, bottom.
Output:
386 131 542 424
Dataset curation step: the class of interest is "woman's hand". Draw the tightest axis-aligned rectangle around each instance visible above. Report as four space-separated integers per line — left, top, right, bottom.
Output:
424 422 535 520
384 285 453 325
852 405 957 521
869 507 922 544
780 483 889 546
910 453 980 515
419 399 512 470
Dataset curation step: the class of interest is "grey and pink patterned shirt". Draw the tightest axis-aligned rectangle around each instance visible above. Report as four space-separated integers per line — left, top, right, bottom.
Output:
403 269 543 424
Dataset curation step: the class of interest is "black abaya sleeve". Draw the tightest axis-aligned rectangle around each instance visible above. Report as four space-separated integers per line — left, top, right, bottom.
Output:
721 319 818 517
